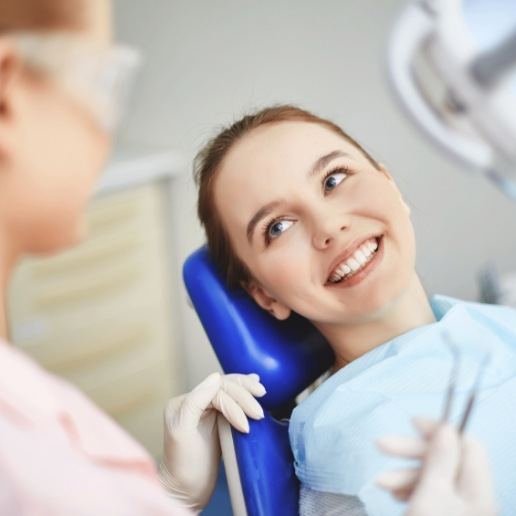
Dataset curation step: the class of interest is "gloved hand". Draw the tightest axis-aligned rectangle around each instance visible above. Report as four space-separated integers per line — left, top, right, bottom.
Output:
160 372 266 512
376 418 498 516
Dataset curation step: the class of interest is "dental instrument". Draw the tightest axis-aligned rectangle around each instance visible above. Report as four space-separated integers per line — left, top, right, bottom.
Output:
388 0 516 198
441 332 492 433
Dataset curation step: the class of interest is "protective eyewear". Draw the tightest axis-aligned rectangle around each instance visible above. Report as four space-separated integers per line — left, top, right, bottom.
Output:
10 32 142 133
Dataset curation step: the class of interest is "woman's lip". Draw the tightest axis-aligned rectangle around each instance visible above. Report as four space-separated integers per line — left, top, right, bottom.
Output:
325 234 382 281
326 236 384 289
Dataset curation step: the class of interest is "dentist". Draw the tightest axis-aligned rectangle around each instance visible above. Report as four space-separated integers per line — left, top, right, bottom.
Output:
377 418 499 516
0 1 264 514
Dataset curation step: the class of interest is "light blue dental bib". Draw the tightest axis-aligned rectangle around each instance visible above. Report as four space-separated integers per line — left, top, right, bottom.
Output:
289 296 516 516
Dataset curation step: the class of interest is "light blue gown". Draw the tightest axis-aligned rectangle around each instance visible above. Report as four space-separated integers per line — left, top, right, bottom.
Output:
289 296 516 516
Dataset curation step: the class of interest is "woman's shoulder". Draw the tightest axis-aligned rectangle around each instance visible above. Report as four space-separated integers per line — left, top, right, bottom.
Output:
433 294 516 333
433 294 516 316
290 384 413 500
289 363 413 478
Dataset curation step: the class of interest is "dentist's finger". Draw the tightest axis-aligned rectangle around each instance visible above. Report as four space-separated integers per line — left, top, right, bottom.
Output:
458 434 497 503
391 481 418 502
221 379 265 420
418 423 460 489
225 373 267 397
167 373 221 430
212 388 250 433
376 468 419 492
412 416 440 439
376 435 427 459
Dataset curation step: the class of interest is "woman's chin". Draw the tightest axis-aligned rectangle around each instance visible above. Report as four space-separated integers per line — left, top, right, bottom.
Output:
347 285 413 323
314 287 408 326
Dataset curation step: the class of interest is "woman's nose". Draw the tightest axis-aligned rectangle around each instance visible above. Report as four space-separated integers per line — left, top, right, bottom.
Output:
311 218 348 250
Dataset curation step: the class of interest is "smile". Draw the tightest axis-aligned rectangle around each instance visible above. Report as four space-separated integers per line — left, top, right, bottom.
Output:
326 236 383 285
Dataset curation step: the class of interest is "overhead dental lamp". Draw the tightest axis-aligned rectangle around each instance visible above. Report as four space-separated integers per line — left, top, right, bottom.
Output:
387 0 516 198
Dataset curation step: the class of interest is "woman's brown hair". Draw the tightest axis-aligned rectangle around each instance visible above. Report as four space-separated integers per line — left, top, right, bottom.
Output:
194 105 380 289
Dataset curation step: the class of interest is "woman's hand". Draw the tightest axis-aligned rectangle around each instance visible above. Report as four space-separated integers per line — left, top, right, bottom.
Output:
160 372 266 512
376 418 498 516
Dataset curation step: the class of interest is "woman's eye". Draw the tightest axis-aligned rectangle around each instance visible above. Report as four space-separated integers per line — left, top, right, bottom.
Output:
267 219 293 240
323 170 348 193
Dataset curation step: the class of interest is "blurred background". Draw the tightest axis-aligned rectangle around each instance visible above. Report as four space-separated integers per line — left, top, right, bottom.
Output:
6 0 516 484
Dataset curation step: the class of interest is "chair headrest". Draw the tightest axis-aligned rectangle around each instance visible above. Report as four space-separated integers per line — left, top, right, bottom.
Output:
183 246 334 410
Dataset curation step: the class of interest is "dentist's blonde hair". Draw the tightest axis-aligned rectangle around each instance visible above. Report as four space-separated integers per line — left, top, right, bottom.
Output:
0 0 97 32
194 105 380 289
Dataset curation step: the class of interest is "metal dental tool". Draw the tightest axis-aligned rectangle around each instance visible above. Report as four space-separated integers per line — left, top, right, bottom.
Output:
442 332 491 433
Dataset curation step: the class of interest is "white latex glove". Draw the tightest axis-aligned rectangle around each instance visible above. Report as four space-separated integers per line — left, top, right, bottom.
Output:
160 372 266 512
376 418 498 516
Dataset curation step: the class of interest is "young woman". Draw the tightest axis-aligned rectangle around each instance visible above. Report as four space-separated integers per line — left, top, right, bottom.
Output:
194 105 516 515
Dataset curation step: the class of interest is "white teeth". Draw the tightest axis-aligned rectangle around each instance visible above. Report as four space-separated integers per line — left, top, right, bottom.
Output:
354 250 367 265
327 237 380 284
347 258 361 272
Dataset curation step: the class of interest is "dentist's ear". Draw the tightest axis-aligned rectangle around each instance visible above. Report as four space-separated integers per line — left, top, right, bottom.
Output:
0 39 22 166
378 162 411 216
242 280 291 320
0 39 20 117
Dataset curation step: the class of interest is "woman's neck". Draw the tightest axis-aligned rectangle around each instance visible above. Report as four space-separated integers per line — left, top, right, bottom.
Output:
318 274 436 370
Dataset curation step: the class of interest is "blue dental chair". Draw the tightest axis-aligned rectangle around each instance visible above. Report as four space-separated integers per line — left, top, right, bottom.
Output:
183 247 334 516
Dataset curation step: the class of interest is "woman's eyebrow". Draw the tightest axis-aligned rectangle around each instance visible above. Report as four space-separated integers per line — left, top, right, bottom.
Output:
246 200 281 243
307 150 350 178
246 151 350 243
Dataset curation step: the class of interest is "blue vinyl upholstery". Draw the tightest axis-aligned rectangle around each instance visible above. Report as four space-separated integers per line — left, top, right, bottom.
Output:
183 247 334 516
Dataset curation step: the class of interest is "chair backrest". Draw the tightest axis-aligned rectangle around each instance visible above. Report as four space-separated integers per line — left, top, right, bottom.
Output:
183 247 334 516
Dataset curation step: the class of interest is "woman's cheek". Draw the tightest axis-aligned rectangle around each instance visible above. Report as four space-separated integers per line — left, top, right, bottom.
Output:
261 241 303 287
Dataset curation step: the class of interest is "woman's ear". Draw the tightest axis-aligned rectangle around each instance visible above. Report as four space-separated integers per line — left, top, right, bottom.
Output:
242 280 291 320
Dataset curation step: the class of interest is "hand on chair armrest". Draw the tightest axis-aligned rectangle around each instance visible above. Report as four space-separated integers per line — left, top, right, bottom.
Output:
161 372 266 511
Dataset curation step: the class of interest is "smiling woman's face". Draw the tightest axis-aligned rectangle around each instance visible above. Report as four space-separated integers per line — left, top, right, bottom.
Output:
213 121 417 328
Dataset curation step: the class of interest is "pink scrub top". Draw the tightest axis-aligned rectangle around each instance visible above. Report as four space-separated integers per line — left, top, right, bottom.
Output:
0 339 192 516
